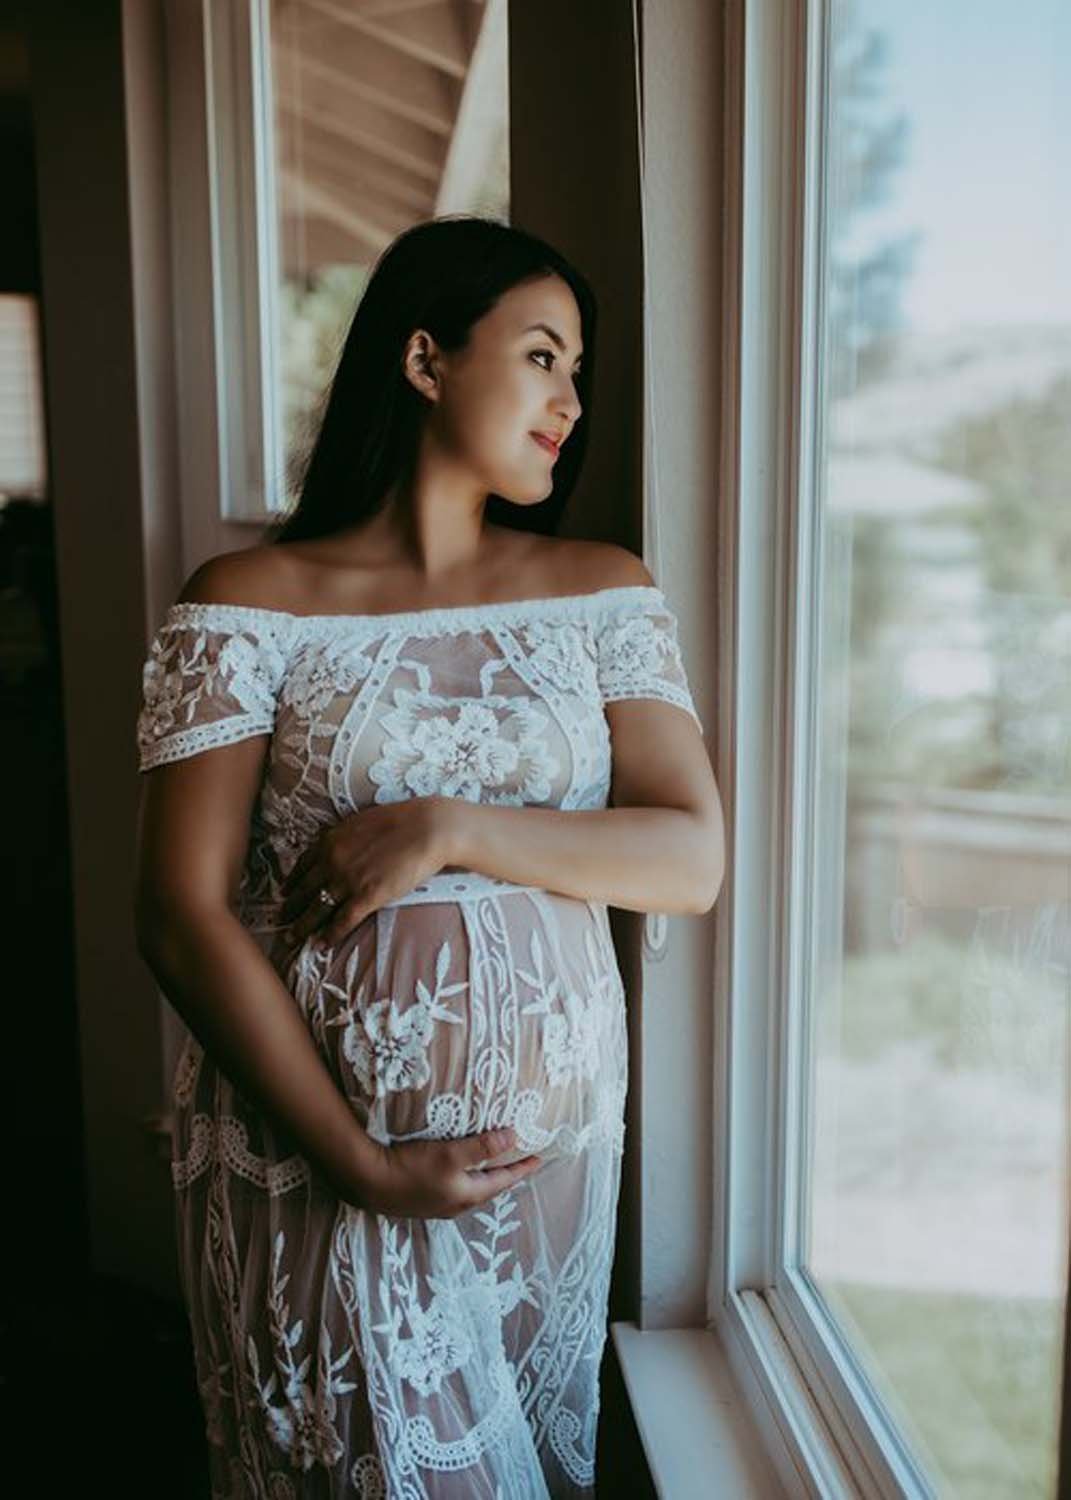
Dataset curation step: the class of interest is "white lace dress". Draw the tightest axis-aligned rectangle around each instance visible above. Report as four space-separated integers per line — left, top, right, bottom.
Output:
135 583 702 1500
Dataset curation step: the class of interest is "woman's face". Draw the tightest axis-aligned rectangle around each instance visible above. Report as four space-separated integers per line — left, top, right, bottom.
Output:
407 273 584 504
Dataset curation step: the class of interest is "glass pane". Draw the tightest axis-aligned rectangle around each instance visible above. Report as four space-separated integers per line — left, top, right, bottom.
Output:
268 0 509 506
804 3 1071 1495
0 295 47 500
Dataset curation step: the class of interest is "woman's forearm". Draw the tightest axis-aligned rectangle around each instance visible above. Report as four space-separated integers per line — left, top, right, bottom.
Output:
137 907 380 1204
442 801 723 915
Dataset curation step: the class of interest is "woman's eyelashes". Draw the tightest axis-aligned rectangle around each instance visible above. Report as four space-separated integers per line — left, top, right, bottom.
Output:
530 349 582 384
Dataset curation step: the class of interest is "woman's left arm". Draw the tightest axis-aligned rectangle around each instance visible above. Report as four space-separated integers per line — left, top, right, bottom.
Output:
280 697 725 946
443 694 725 916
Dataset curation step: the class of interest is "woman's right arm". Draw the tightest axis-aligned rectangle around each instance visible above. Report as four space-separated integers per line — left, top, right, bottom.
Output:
134 553 542 1214
133 688 541 1217
133 730 385 1206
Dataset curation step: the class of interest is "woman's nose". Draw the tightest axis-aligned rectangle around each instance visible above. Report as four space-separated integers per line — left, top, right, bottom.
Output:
554 383 582 423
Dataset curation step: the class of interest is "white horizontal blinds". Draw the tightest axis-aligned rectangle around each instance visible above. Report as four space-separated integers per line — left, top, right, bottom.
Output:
0 295 47 499
801 1 1071 1493
265 0 509 513
188 1 510 521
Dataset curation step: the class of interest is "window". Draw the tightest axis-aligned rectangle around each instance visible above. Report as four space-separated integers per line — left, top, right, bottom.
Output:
268 0 509 511
723 2 1070 1495
0 294 46 501
808 2 1071 1483
169 0 508 525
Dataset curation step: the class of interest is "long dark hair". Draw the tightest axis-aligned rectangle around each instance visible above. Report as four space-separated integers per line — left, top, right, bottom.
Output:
262 215 597 546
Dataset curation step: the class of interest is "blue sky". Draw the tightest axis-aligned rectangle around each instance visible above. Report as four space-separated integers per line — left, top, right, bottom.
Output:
851 0 1070 333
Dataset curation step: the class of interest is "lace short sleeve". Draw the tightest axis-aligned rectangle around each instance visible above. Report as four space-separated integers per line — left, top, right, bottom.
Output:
136 603 292 771
596 589 704 733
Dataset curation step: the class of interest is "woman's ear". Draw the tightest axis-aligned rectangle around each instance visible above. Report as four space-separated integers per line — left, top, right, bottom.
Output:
401 329 441 402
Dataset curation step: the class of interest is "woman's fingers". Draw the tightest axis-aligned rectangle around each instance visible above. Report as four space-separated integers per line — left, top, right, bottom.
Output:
466 1155 543 1202
319 896 373 948
454 1129 542 1203
283 874 351 940
366 1131 542 1218
457 1128 516 1169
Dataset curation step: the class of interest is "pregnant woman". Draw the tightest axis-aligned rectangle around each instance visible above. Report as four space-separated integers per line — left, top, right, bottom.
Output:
134 215 724 1498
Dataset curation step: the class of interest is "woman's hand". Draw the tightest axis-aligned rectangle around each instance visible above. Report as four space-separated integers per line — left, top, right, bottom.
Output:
279 796 461 947
354 1127 542 1219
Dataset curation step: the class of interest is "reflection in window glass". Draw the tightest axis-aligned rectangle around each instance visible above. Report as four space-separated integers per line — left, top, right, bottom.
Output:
0 295 46 501
268 0 508 504
805 3 1070 1494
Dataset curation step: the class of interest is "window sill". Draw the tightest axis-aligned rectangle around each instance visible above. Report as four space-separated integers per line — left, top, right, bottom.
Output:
611 1321 788 1497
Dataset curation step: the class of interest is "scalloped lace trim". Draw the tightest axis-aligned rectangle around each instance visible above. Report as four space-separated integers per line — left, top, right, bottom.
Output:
162 583 664 639
138 715 275 771
172 1113 311 1196
602 683 704 733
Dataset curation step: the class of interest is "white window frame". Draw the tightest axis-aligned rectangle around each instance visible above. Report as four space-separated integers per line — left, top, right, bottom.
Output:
165 0 291 571
163 0 508 567
705 4 1071 1498
206 0 286 523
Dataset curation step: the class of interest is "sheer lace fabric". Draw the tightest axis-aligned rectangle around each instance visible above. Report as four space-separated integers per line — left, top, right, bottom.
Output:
136 584 701 1499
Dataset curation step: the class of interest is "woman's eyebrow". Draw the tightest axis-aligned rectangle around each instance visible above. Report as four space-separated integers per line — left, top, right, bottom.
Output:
522 322 583 365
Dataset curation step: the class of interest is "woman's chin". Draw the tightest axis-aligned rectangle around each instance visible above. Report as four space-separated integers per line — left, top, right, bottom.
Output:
494 473 555 506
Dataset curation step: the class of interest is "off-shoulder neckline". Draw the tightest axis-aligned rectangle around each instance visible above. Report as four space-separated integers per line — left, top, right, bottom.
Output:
163 582 665 635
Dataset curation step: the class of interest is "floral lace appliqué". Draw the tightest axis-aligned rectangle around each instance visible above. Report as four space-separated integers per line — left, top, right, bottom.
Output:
326 939 467 1099
391 1294 474 1397
137 610 288 765
516 617 599 695
259 780 329 852
281 639 375 717
368 689 560 805
247 1231 356 1472
518 929 602 1087
598 608 679 694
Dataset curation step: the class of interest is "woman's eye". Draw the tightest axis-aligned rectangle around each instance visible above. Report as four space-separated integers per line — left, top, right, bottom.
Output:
531 349 582 383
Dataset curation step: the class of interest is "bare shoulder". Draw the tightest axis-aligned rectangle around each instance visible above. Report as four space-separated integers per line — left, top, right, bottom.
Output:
177 544 297 609
550 537 657 594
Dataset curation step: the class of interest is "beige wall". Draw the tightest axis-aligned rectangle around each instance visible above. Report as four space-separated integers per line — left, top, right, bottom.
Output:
636 0 726 1328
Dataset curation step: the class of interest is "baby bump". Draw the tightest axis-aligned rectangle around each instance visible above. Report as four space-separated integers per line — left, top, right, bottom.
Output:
278 891 627 1165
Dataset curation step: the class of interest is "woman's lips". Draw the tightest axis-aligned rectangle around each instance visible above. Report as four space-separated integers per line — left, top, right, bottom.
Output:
530 433 560 458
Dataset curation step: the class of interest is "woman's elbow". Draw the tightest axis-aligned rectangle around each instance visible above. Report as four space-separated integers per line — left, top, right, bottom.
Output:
134 889 176 965
133 877 161 951
690 841 726 914
133 884 222 962
687 807 725 914
695 869 724 914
